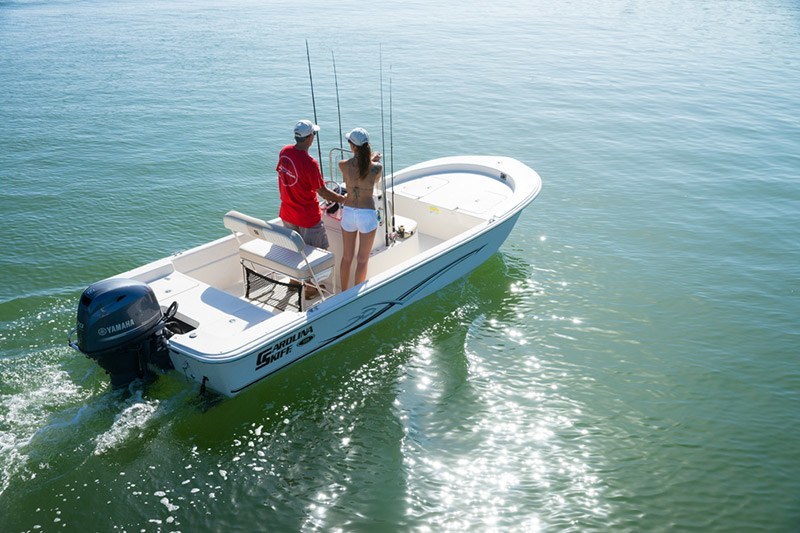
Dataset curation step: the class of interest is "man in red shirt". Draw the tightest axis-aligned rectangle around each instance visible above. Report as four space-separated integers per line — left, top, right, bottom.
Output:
277 120 346 297
277 119 346 249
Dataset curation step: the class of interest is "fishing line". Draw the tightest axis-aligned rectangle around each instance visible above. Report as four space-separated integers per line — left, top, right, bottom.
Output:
305 39 324 178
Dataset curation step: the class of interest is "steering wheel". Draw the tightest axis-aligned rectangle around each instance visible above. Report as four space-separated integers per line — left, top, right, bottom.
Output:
323 180 345 214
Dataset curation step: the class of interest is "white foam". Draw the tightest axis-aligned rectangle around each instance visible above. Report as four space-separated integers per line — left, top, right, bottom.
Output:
93 392 160 455
0 353 84 497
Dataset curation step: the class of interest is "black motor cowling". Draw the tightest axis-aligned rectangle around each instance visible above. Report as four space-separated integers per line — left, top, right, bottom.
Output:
70 278 176 387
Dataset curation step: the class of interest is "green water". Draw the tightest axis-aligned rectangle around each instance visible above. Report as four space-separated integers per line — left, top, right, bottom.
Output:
2 0 799 530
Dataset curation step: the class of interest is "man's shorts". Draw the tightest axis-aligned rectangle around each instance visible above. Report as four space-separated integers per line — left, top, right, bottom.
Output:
340 206 379 234
283 220 329 249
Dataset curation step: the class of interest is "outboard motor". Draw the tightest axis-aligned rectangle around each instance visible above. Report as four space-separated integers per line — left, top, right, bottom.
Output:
68 278 177 388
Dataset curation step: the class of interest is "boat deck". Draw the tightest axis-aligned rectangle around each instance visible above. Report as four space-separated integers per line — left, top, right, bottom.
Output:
120 160 524 358
150 272 274 329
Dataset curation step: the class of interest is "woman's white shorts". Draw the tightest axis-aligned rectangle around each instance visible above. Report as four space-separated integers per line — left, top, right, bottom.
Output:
341 206 378 233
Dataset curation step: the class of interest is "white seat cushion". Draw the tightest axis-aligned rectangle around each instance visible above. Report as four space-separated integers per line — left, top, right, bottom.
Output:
239 239 334 281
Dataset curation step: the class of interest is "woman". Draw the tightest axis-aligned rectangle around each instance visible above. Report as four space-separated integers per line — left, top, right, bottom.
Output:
338 127 383 291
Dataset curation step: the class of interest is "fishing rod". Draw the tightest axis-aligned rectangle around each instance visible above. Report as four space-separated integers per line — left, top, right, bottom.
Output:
331 50 344 154
379 45 390 246
389 67 395 230
305 39 324 179
379 45 386 161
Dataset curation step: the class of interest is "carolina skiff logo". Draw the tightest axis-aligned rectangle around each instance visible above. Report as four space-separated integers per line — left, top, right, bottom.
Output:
97 319 135 337
256 326 314 370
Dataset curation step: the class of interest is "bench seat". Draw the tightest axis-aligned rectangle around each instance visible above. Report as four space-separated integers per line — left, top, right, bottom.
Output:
239 238 335 281
223 210 335 296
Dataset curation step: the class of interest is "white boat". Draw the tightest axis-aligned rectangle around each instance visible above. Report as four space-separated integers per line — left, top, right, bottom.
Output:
69 155 542 397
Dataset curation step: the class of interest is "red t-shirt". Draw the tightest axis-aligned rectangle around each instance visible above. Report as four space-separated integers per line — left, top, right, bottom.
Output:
276 145 324 228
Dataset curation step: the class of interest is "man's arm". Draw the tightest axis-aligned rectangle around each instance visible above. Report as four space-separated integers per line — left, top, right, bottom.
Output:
317 185 346 204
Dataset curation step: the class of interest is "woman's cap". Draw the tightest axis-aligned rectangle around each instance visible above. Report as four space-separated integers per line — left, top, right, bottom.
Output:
345 127 369 147
294 120 320 138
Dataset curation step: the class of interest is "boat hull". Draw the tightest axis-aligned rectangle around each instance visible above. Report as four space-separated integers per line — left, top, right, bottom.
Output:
171 212 521 396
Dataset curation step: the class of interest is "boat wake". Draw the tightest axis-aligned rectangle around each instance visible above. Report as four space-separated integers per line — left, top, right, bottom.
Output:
0 345 87 497
92 391 161 456
0 301 196 500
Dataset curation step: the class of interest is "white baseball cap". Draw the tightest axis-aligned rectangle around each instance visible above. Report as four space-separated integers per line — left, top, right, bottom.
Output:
294 119 320 138
345 127 370 147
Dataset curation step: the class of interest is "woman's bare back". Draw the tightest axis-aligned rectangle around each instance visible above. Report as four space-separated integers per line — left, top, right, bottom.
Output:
339 158 383 209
